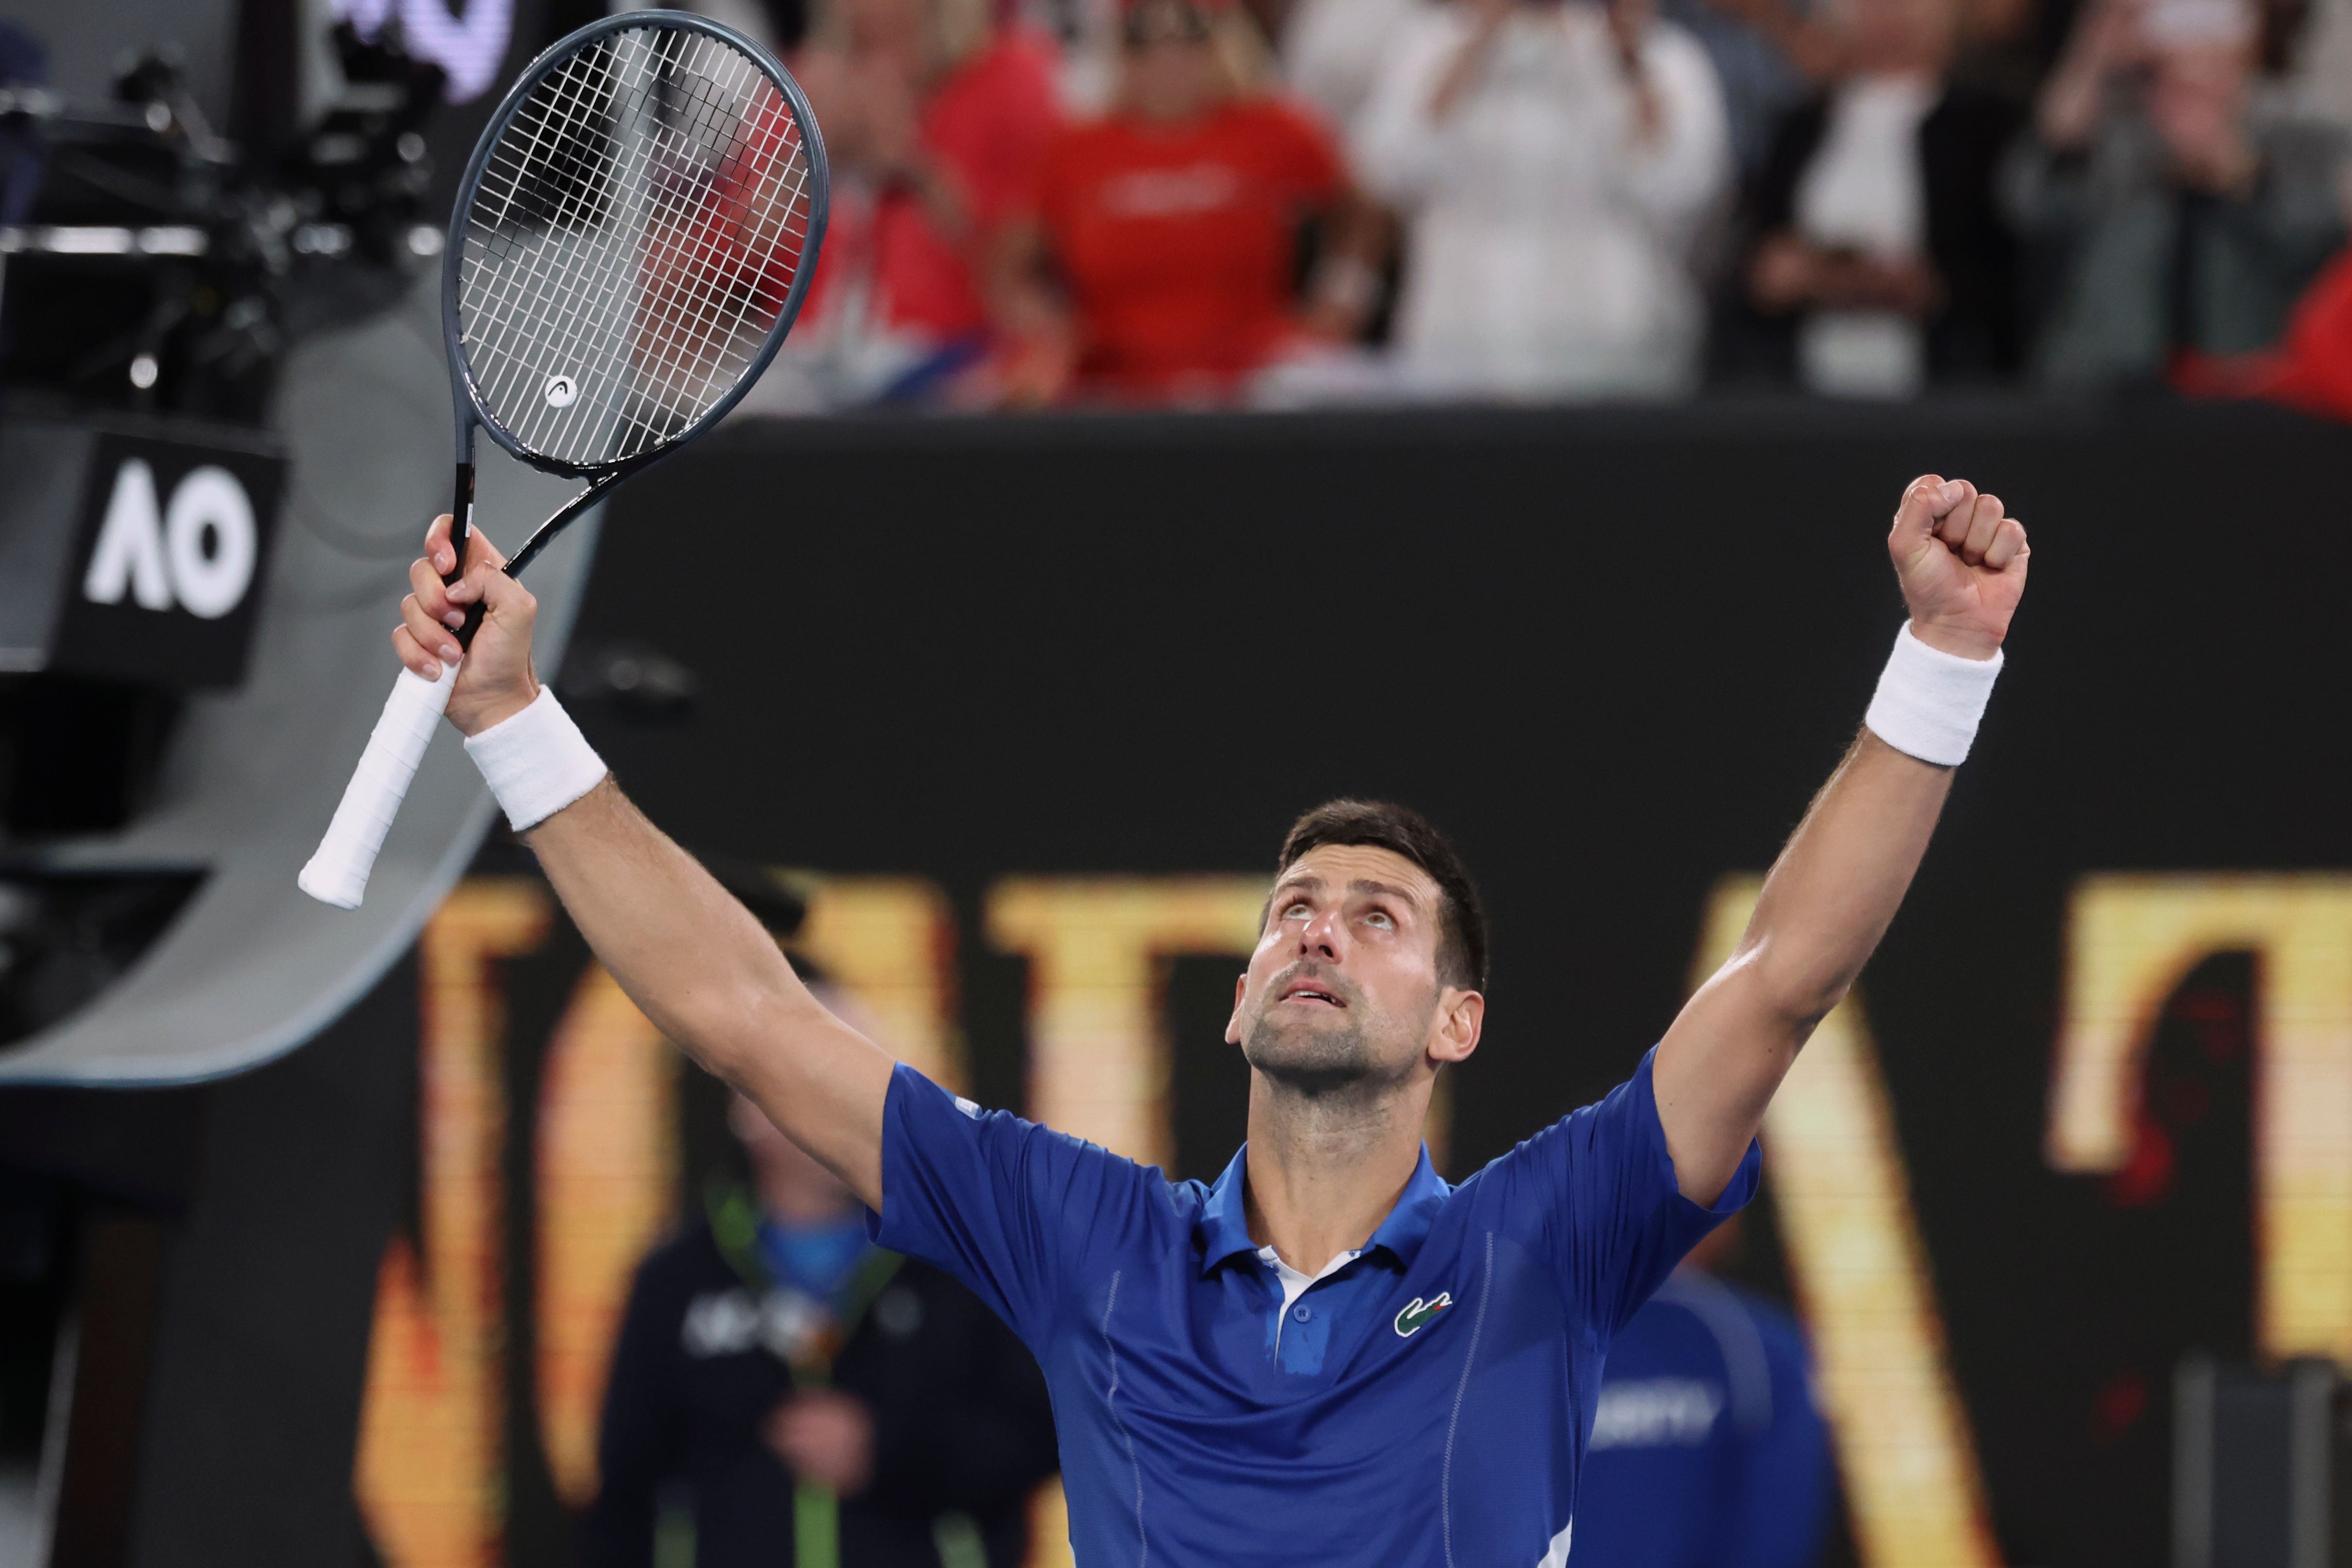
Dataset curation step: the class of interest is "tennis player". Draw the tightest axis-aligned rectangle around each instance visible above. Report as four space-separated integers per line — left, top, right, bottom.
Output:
391 473 2026 1565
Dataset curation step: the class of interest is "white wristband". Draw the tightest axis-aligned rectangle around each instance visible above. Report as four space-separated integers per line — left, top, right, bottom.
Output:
1863 622 2003 767
463 685 608 831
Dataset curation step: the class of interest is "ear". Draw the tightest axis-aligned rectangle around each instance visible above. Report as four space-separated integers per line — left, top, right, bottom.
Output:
1429 988 1484 1067
1224 971 1249 1046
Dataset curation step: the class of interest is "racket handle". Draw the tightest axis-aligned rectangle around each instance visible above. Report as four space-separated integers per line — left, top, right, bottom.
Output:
448 460 487 648
299 662 459 909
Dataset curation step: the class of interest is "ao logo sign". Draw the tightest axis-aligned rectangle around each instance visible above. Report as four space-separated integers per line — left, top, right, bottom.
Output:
82 459 260 620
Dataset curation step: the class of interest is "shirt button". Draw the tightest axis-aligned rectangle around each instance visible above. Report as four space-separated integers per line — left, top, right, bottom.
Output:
1292 1305 1312 1323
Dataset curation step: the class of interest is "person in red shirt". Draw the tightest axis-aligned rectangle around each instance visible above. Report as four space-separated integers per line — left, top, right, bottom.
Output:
2255 247 2352 423
992 0 1383 403
780 0 1060 402
2172 235 2352 424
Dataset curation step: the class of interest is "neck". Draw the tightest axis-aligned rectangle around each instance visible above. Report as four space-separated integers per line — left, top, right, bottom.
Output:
1241 1069 1430 1275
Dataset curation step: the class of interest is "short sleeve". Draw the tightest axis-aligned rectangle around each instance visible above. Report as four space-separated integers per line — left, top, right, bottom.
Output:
1492 1047 1759 1339
868 1062 1159 1347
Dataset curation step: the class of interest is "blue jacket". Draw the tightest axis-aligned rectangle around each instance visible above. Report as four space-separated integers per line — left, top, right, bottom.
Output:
1573 1272 1832 1568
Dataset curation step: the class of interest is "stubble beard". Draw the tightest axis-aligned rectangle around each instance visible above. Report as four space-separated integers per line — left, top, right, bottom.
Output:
1240 977 1430 1104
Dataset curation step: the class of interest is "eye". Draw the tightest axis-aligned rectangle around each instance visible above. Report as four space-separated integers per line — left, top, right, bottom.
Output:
1281 900 1310 922
1364 909 1394 930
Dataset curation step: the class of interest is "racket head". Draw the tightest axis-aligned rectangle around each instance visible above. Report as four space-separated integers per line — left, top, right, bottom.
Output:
441 10 829 481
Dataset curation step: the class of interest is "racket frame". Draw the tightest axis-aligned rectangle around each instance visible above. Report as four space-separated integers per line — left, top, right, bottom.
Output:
439 8 830 585
300 10 827 911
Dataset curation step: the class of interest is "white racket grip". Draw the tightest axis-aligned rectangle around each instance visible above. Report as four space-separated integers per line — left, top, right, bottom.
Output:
299 662 458 909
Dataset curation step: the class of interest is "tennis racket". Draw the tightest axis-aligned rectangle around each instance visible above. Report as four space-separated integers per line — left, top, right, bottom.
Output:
300 10 827 909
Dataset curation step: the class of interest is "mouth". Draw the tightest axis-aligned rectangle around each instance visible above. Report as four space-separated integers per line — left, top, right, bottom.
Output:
1276 979 1347 1009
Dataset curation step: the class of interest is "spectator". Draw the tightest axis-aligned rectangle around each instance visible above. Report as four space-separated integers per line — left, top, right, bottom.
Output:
1735 0 2026 395
585 1086 1059 1568
1353 0 1733 400
748 0 1061 408
2004 0 2350 387
1573 1219 1834 1568
2177 238 2352 416
993 0 1384 402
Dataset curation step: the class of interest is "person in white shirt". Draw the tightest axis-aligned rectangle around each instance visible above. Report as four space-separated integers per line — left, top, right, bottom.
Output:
1739 0 2024 396
1352 0 1731 399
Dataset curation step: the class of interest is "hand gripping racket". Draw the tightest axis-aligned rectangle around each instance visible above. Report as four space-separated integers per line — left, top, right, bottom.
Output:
300 11 827 909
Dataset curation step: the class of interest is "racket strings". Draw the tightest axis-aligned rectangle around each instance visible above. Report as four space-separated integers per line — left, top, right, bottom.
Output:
469 30 796 458
465 41 676 458
471 30 798 455
466 44 650 415
493 39 719 448
615 56 808 435
621 69 809 442
458 22 814 467
467 47 643 429
610 42 812 427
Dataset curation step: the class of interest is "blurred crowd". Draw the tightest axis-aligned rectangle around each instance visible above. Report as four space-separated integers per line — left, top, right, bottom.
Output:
709 0 2352 412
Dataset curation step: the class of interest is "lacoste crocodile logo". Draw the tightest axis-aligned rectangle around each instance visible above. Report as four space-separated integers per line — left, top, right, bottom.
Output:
1394 1292 1453 1338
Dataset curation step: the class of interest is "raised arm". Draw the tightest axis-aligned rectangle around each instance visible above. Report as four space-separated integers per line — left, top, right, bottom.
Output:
393 515 893 1206
1653 476 2029 1203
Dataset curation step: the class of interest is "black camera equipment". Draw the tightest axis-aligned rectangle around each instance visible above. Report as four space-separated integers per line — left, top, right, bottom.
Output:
0 29 448 424
0 25 451 1044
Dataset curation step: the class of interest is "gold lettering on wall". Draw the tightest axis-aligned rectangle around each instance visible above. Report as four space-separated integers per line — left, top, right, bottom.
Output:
355 879 552 1568
796 876 967 1091
986 878 1267 1169
1697 879 2001 1568
2046 876 2352 1362
535 964 679 1507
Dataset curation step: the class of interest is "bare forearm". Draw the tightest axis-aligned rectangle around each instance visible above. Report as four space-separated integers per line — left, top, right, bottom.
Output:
524 780 892 1203
391 516 891 1202
1656 734 1946 1194
1740 730 1949 1026
1654 475 2028 1204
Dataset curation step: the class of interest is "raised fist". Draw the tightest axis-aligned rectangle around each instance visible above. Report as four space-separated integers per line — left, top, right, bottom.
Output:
1887 475 2030 661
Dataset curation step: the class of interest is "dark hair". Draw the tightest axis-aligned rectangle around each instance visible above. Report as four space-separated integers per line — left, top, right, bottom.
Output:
1275 799 1488 992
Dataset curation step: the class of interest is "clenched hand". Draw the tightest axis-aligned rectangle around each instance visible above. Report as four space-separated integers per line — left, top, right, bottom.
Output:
1889 475 2030 661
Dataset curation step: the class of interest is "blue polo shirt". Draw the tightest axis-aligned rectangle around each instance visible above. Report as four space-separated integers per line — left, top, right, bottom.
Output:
870 1046 1758 1567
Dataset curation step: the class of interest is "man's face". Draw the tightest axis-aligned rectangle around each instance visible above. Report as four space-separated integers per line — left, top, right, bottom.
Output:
1225 843 1481 1094
1125 36 1223 125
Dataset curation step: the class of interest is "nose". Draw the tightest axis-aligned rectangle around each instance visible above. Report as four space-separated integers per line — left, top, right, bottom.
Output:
1296 905 1346 963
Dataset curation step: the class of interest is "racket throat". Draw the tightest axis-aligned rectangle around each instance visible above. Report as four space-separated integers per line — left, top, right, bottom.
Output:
504 473 621 579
